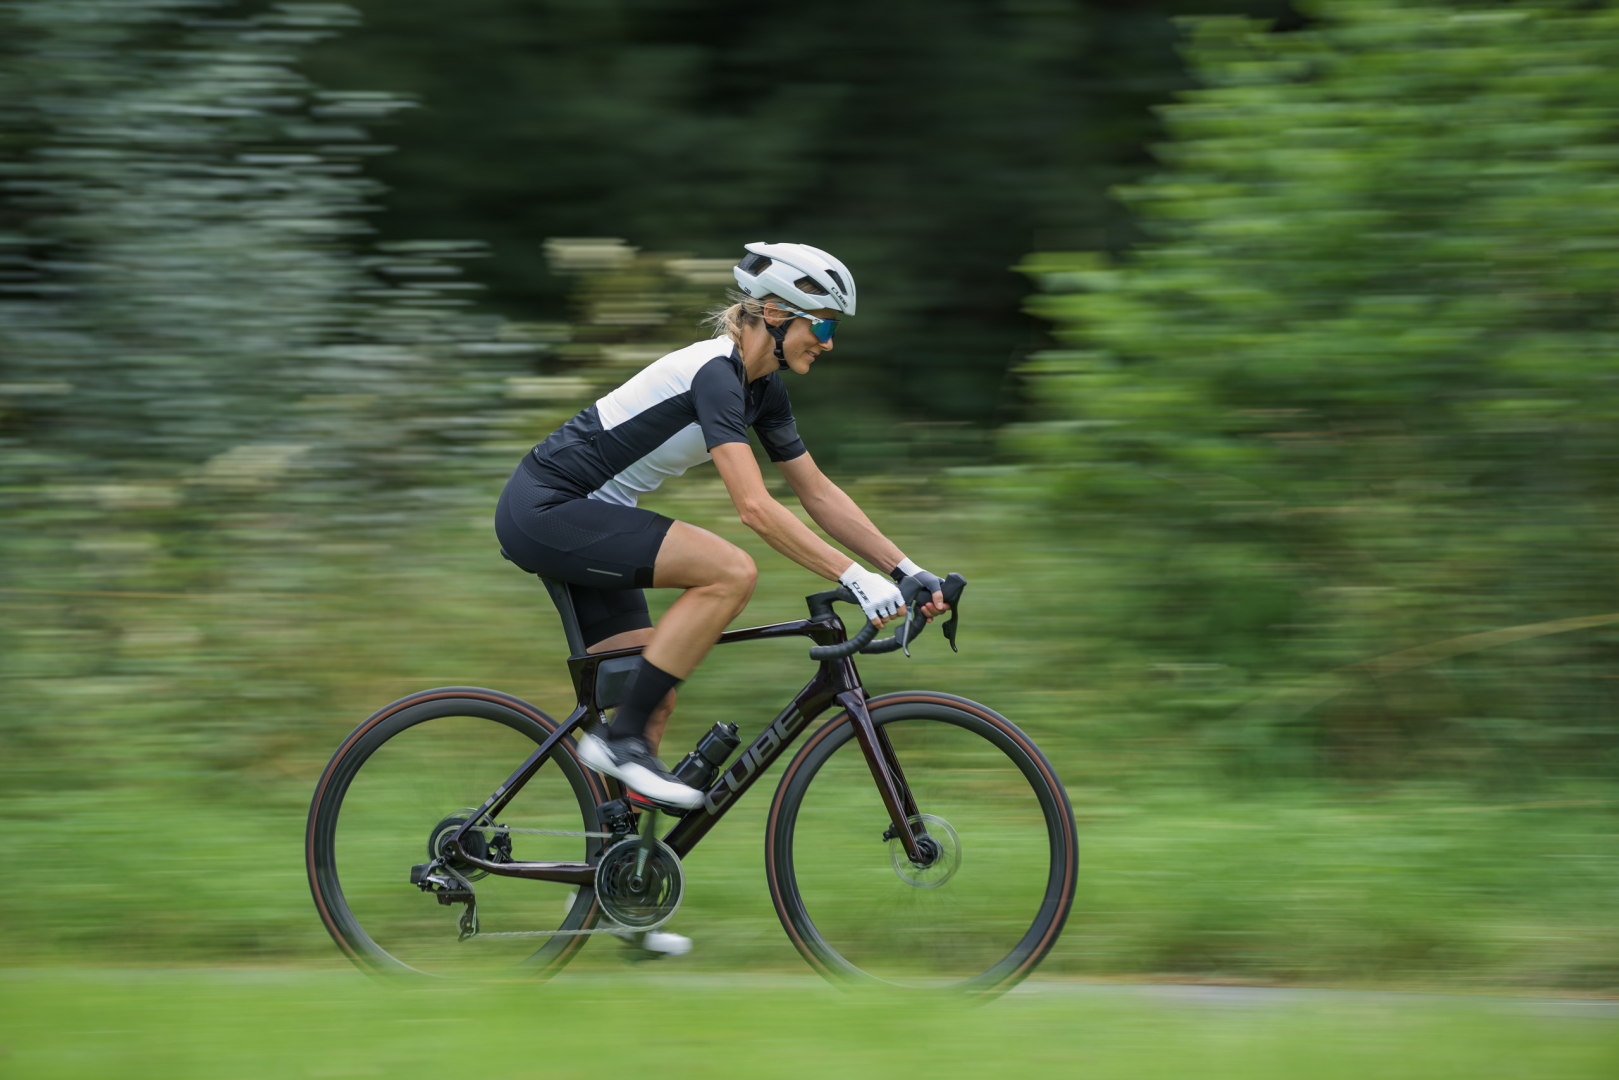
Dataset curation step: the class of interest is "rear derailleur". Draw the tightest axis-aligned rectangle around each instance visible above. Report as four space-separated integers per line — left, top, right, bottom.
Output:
408 811 514 941
409 859 481 940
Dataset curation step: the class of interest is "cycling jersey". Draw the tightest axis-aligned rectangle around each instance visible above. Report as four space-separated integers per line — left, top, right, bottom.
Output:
526 339 807 504
496 338 808 649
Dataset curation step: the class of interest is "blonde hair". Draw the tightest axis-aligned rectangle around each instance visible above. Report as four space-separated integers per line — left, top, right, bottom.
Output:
702 289 788 345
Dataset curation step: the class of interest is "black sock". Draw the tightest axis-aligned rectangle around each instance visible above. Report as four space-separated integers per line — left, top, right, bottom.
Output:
608 658 682 741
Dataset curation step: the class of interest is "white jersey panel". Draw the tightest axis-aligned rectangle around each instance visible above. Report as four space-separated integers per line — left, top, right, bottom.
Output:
588 423 710 507
595 339 730 430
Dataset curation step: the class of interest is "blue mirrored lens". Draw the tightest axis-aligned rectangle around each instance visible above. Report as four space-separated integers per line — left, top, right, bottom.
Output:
809 317 837 343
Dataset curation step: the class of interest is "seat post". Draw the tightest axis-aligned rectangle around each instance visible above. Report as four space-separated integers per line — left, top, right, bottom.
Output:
500 547 591 659
540 577 589 659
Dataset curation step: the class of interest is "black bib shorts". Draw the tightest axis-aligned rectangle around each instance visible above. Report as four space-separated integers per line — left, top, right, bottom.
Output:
495 453 673 648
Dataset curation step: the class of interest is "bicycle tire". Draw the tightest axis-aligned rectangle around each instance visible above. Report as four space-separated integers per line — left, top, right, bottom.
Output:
766 691 1076 995
306 687 609 978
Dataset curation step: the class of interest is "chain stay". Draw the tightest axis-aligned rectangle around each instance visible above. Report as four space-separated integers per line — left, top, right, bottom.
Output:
464 825 619 839
447 824 644 939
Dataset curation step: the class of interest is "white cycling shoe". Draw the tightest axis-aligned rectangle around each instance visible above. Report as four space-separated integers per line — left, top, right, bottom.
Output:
642 931 692 956
577 730 704 810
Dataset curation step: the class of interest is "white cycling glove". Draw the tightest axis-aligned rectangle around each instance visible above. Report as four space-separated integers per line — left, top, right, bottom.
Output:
840 563 905 624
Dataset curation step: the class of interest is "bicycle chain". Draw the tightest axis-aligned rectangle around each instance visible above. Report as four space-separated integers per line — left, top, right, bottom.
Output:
453 824 649 939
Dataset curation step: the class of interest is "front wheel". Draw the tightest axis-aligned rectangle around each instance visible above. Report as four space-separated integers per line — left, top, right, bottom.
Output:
766 692 1076 995
306 688 609 979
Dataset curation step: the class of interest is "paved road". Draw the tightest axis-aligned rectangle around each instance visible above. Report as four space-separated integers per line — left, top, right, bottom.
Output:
1009 979 1619 1019
549 971 1619 1018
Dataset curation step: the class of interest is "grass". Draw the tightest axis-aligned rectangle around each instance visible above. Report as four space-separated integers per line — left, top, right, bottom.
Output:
2 968 1616 1080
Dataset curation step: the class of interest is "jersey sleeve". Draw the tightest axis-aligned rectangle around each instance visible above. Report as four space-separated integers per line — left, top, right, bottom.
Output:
753 375 808 462
690 355 752 451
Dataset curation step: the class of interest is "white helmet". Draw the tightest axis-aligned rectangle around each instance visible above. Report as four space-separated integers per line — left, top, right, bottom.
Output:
732 241 857 316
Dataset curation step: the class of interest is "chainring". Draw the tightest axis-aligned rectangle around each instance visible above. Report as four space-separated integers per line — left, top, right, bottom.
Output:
595 836 684 931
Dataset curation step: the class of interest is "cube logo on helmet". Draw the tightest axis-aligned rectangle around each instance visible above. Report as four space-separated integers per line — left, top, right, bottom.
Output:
733 242 857 369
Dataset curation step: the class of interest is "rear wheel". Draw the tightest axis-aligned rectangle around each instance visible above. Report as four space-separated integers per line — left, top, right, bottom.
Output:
766 692 1076 995
306 688 608 978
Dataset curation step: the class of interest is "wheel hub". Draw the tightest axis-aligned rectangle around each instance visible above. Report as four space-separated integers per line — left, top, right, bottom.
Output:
887 814 961 889
428 811 511 882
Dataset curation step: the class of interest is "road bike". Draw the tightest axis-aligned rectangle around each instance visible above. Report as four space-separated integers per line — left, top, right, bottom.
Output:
305 562 1077 995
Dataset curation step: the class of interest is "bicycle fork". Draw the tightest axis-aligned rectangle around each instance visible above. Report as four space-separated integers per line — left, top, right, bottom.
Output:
836 691 929 864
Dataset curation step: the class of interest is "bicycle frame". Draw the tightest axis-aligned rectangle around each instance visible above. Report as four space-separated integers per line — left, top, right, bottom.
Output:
440 608 927 886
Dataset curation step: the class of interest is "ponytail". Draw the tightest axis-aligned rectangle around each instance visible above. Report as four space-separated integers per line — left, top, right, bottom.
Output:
701 289 786 345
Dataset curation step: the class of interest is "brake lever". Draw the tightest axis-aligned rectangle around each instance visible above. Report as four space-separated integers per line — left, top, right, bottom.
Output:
939 573 967 653
897 577 933 658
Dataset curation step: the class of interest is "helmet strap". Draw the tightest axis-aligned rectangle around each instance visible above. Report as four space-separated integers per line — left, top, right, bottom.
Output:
765 321 789 370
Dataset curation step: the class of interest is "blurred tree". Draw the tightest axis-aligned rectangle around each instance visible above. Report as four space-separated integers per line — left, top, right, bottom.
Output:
1018 0 1619 777
303 0 1293 449
0 0 528 785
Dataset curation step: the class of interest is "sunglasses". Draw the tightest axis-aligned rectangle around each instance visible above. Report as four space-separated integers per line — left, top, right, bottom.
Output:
781 307 839 343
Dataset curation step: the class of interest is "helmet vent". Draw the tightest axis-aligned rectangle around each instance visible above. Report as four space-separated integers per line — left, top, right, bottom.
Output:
793 275 829 296
738 254 773 276
825 269 846 293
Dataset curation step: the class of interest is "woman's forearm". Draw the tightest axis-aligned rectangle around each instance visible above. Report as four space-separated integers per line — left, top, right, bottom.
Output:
739 497 851 579
800 483 904 573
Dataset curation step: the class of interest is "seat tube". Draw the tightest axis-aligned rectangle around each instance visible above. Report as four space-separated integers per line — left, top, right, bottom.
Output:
836 690 921 860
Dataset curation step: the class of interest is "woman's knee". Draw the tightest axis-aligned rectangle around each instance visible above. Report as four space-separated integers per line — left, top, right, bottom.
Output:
717 549 757 602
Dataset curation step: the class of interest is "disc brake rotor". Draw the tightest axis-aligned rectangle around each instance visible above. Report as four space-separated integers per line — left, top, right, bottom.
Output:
595 836 684 931
888 814 961 889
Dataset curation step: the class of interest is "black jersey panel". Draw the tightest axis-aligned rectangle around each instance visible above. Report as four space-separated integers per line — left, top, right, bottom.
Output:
753 374 807 461
527 406 609 498
690 354 751 451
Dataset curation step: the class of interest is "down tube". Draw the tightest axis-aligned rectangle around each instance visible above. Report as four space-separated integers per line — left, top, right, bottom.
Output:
663 672 842 857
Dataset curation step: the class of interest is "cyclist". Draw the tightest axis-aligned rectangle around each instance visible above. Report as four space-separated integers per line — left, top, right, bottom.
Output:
495 241 950 814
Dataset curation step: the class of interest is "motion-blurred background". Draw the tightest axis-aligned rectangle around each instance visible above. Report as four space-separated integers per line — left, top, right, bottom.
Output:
3 0 1618 991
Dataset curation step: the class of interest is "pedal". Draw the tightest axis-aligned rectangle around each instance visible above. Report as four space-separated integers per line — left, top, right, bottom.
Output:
595 798 638 835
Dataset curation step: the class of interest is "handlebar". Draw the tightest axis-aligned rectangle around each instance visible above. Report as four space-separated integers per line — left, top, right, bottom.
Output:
806 573 967 661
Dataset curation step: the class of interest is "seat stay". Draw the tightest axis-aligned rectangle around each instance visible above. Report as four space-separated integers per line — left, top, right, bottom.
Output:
445 703 593 872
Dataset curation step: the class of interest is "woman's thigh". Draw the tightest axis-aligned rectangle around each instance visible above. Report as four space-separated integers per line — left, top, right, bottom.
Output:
651 521 756 590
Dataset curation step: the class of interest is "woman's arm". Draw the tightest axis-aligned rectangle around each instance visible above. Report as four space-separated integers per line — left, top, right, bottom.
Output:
774 451 901 572
709 443 855 580
775 452 949 617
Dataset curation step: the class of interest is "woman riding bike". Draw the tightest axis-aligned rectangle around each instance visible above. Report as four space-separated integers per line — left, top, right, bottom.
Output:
494 241 951 819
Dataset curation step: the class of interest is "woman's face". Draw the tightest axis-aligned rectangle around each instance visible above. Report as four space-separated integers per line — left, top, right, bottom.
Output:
775 306 839 376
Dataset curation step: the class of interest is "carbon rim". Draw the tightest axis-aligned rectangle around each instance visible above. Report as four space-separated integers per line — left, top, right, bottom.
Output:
766 693 1076 995
306 690 607 979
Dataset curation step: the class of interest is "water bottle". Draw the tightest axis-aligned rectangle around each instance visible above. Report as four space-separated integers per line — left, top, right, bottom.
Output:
671 722 741 788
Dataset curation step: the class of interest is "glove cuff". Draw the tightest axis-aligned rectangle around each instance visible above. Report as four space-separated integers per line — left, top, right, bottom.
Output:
838 562 865 588
890 556 923 584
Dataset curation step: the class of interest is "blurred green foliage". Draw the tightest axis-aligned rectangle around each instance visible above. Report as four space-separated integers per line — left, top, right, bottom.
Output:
299 0 1293 434
1017 0 1619 779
